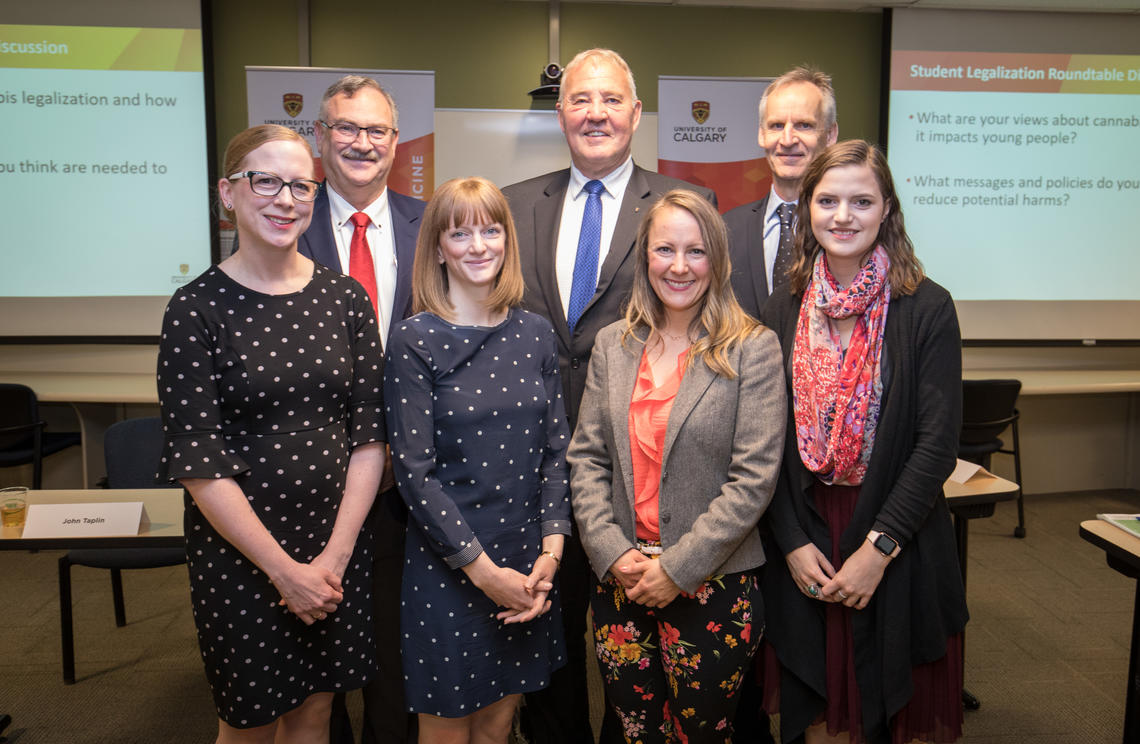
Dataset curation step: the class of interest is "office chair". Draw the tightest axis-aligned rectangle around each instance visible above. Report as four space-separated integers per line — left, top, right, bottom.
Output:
58 416 184 683
0 383 81 489
959 379 1025 538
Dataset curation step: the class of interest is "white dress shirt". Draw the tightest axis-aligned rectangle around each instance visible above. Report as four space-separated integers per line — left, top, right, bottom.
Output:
327 186 397 347
555 157 635 319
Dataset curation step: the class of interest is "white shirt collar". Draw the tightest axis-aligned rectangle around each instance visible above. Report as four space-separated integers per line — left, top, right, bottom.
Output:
568 156 634 199
327 185 390 229
764 185 795 225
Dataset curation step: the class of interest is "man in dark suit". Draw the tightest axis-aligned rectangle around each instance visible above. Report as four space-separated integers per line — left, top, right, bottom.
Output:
309 74 424 744
724 66 838 316
502 48 716 744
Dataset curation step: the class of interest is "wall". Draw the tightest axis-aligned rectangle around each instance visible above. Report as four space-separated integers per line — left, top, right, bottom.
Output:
210 1 884 173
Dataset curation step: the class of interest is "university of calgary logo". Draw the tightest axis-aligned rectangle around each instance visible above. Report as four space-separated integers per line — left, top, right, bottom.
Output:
283 93 303 117
691 100 710 124
179 264 189 275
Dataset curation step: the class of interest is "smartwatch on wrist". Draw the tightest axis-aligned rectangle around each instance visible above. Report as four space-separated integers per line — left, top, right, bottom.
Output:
868 530 900 558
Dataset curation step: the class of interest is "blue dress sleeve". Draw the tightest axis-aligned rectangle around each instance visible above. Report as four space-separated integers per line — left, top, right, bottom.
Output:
537 321 572 537
384 319 483 569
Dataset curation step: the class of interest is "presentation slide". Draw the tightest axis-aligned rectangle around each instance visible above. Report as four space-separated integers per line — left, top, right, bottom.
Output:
890 52 1140 300
887 9 1140 340
0 8 212 336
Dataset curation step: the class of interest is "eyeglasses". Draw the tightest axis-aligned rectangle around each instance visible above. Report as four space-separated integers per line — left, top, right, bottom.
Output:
318 119 397 143
227 171 321 202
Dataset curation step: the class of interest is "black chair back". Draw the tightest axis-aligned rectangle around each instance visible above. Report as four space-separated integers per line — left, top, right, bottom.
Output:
0 383 39 451
960 379 1021 452
103 417 169 489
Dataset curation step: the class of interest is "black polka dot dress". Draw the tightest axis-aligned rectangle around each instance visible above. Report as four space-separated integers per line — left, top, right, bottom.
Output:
156 265 385 728
384 309 572 717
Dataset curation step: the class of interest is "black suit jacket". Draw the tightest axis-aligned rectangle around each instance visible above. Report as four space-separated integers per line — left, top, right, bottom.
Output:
723 194 771 320
299 184 425 342
502 164 716 429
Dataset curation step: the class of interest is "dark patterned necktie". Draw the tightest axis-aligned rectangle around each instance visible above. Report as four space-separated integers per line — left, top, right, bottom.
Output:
771 202 795 291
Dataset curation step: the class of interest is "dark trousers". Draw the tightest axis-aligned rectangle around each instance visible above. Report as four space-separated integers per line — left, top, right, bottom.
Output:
521 531 597 744
331 490 416 744
591 571 762 744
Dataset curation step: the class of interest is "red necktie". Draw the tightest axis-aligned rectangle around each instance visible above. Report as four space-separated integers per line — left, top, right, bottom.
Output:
348 212 379 315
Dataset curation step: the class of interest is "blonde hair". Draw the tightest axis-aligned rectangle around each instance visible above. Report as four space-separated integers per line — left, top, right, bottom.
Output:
787 140 924 296
412 177 524 320
623 190 760 379
219 124 311 223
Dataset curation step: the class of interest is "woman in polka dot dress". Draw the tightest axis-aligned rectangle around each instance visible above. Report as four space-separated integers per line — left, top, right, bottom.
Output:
157 124 385 742
384 177 572 743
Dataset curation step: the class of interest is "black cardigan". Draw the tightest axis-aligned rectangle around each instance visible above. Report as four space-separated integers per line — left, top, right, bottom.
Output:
760 278 969 744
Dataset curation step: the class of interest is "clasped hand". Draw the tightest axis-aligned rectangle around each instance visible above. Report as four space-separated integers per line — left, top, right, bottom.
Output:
273 558 344 625
467 554 554 625
611 548 681 608
786 541 888 611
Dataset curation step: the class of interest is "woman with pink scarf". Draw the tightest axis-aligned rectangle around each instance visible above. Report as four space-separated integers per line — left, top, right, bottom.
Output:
760 140 967 744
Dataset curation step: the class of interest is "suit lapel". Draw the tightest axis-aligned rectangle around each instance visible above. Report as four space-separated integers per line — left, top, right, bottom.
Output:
747 196 770 312
388 192 422 334
536 172 572 350
662 353 717 467
299 185 340 271
609 331 642 509
593 165 649 309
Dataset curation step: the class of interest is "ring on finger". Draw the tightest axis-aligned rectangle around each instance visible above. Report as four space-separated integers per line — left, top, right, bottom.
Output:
808 583 820 598
315 611 326 620
838 590 849 600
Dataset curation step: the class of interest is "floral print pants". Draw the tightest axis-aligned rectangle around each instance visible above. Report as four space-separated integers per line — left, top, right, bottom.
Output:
591 570 762 744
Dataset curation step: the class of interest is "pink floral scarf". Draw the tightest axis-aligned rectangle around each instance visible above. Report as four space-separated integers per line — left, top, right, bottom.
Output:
792 245 890 485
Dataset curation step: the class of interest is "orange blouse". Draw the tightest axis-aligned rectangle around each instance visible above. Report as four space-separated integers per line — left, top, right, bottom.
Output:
628 347 688 541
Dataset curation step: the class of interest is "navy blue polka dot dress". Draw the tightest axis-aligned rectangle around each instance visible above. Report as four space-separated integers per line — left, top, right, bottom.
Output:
384 308 571 717
156 265 385 728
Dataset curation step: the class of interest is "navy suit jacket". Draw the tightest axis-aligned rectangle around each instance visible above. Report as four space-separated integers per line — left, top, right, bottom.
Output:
299 184 425 342
723 194 771 320
503 164 716 430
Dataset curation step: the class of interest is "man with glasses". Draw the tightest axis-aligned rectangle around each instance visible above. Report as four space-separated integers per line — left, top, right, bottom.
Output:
725 66 838 318
723 66 837 744
309 74 424 744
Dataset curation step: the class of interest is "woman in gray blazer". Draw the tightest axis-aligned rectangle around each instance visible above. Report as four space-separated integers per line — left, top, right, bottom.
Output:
568 190 786 743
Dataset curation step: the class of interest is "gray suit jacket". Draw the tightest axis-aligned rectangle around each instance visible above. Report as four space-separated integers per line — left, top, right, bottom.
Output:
724 195 771 320
503 165 717 429
567 321 786 594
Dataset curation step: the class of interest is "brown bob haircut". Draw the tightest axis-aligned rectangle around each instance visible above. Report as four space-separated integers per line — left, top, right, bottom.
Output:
412 177 525 320
787 139 925 296
623 189 759 379
219 124 312 223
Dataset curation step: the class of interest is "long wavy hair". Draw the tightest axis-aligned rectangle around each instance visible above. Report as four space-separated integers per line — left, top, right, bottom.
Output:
786 139 925 296
622 190 760 379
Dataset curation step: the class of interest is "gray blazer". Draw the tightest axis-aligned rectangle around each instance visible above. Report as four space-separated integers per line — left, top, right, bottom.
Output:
567 321 787 594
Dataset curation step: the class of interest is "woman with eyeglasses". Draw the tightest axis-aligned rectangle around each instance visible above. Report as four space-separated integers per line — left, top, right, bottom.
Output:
157 124 386 743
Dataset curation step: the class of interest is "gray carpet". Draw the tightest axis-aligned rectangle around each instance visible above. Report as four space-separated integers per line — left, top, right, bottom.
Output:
1 489 1136 743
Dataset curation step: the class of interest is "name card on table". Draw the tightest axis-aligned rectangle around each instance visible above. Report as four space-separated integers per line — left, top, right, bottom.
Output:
21 502 147 539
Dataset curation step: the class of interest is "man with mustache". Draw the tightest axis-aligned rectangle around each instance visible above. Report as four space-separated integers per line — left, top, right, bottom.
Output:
725 66 838 317
503 48 716 744
308 74 424 744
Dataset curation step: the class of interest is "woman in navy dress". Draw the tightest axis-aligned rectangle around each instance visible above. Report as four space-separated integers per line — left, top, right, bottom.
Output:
384 177 572 743
157 124 385 742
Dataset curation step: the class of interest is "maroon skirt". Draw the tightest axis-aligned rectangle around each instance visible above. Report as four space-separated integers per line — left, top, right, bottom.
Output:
761 481 963 743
